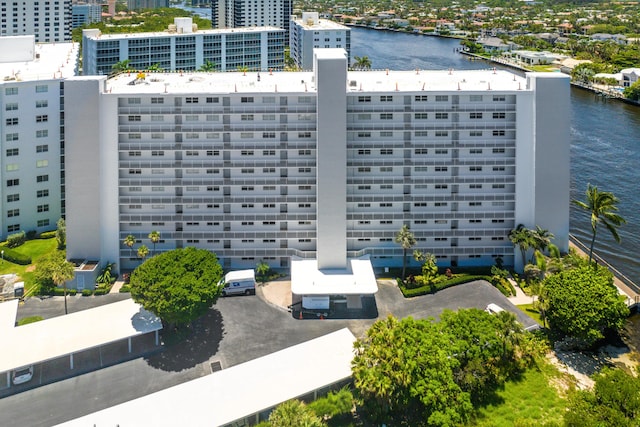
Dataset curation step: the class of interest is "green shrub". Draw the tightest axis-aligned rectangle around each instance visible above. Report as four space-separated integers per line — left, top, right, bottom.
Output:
400 275 491 298
0 247 32 265
38 231 56 239
119 284 131 293
6 231 26 248
18 316 44 326
53 287 77 296
81 289 94 296
26 230 38 240
94 287 109 296
308 387 354 419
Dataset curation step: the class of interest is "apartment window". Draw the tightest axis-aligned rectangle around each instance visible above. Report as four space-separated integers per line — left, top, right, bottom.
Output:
469 237 481 241
493 148 506 153
37 204 49 213
206 97 219 103
357 114 371 120
357 96 371 103
415 95 428 101
263 167 276 173
357 132 371 138
470 112 483 119
127 98 141 104
36 145 48 153
469 202 482 206
435 166 448 172
493 184 506 189
470 149 483 154
129 169 141 175
298 149 311 156
357 203 371 208
357 167 371 173
435 149 448 154
492 219 505 224
298 96 312 103
206 115 220 122
434 202 448 207
357 185 371 190
263 132 276 139
470 166 482 172
299 167 311 173
7 179 19 186
186 133 199 139
7 224 20 232
493 95 506 102
128 133 141 140
493 166 506 171
357 149 371 155
241 150 254 156
298 132 311 138
435 184 448 189
380 184 393 189
380 220 392 224
241 97 254 103
493 130 506 136
380 149 393 155
6 148 18 157
380 203 392 208
415 131 428 137
414 113 428 119
6 118 18 126
36 115 48 123
6 103 18 111
151 133 164 139
37 190 49 198
6 133 18 142
207 150 220 156
241 114 254 121
5 87 18 95
380 113 393 120
414 202 427 207
7 194 19 202
470 95 483 102
470 219 482 223
6 164 18 171
435 131 449 137
241 168 254 174
415 148 428 155
435 95 448 102
380 95 393 102
37 219 50 227
7 209 19 217
263 96 276 104
185 97 199 104
36 85 48 93
262 114 276 121
151 151 164 156
470 184 483 189
380 166 393 172
380 131 393 137
435 112 448 119
151 97 164 104
493 112 506 119
36 130 48 138
240 132 254 139
470 131 483 137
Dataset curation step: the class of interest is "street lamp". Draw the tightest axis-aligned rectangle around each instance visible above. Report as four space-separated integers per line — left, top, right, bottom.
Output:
1 250 4 264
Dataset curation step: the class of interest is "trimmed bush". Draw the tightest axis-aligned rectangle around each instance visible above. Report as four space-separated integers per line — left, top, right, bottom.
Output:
119 284 131 293
0 247 32 265
81 289 94 296
26 230 38 240
94 287 110 296
38 230 56 239
52 287 77 296
400 275 491 298
6 231 26 248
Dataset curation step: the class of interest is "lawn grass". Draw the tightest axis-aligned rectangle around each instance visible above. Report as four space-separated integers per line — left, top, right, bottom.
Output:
518 303 545 326
0 238 58 295
473 359 569 426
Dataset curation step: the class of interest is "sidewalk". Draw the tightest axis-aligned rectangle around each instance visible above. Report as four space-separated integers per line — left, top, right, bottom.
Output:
259 280 291 310
507 278 534 306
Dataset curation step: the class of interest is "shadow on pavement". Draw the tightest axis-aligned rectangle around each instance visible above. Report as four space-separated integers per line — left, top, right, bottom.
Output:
144 309 225 372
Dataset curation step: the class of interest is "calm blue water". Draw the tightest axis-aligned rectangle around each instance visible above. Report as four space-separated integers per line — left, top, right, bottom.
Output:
351 27 640 285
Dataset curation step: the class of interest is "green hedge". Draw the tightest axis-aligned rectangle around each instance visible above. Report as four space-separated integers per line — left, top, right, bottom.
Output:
81 289 94 296
94 288 110 296
0 247 32 265
38 231 57 239
400 275 491 298
119 284 131 293
53 287 77 296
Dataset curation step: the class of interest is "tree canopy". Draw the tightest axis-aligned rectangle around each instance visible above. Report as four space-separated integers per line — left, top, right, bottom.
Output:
130 247 223 327
544 264 629 346
352 310 534 426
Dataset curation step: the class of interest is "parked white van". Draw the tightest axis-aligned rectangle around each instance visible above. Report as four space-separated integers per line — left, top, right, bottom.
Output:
485 303 505 315
220 269 256 296
12 365 33 385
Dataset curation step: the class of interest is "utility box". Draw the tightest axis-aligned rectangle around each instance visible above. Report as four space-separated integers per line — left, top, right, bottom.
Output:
14 281 24 298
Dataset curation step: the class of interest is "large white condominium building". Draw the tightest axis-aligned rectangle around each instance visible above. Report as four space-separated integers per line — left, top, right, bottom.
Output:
0 36 79 238
0 0 72 42
64 49 569 276
211 0 293 43
82 18 285 75
290 12 351 70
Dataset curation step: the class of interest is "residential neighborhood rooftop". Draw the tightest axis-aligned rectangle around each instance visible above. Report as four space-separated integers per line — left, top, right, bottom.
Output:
0 36 78 82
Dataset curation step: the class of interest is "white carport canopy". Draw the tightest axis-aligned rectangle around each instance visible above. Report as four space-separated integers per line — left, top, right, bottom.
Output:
0 299 161 376
291 256 378 295
56 328 357 427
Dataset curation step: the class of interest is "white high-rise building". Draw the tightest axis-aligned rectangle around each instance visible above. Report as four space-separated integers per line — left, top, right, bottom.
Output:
290 12 351 70
82 18 285 75
64 49 569 286
211 0 293 43
127 0 168 11
0 0 72 43
0 36 79 238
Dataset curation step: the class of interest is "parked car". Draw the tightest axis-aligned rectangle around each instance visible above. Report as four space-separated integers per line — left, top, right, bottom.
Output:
485 303 505 315
12 366 33 385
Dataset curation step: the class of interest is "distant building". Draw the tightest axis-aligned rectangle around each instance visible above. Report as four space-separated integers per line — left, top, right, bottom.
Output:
72 3 102 29
64 49 570 277
0 0 72 43
82 18 285 75
127 0 169 10
290 13 351 69
0 36 79 238
211 0 293 43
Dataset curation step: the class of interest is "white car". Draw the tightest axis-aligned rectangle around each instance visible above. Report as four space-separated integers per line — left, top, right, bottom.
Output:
485 303 505 315
12 366 33 385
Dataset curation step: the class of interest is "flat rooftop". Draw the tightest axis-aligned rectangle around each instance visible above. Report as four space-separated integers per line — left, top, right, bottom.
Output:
0 299 161 373
105 67 530 95
86 25 284 41
56 328 356 427
0 40 78 82
293 18 349 30
291 256 378 295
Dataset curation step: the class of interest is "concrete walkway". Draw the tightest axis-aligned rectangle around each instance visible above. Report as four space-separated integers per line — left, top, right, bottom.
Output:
507 278 535 306
258 280 291 311
109 281 124 294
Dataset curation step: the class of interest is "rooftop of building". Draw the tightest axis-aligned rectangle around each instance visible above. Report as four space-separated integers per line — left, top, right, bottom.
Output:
104 66 532 95
0 36 79 82
83 25 284 41
293 14 349 30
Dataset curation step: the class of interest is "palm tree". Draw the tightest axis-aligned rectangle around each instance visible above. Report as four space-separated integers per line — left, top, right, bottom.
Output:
52 258 75 315
148 231 160 255
531 226 554 261
395 225 416 280
137 244 149 261
111 59 131 74
353 55 372 70
509 224 534 270
147 63 163 72
573 183 626 264
123 234 136 254
199 60 216 72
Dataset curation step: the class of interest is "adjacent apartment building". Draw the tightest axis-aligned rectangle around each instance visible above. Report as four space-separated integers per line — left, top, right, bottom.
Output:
71 2 102 29
290 12 351 70
0 0 72 42
82 18 285 75
127 0 169 11
0 36 79 239
64 49 569 278
211 0 293 42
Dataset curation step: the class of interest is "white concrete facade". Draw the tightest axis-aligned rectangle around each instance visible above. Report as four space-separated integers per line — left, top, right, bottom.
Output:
82 20 285 75
290 13 351 70
64 50 570 275
0 38 79 239
0 0 72 43
211 0 293 42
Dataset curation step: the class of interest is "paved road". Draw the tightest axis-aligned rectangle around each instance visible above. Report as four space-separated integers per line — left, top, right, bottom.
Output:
0 280 535 427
